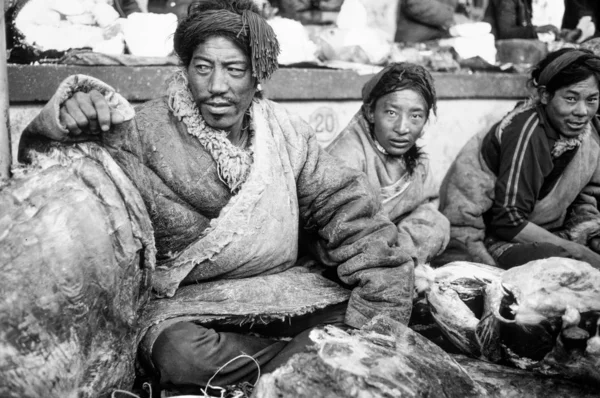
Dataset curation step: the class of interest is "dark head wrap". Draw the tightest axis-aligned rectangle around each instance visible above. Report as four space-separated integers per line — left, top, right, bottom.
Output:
361 62 437 118
174 0 280 81
530 48 600 94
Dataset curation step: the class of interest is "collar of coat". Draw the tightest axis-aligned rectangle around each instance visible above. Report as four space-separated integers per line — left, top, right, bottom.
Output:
165 70 254 194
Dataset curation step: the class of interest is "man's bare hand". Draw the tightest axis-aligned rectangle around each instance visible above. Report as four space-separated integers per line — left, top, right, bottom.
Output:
589 237 600 254
535 24 560 36
564 241 600 269
58 90 127 140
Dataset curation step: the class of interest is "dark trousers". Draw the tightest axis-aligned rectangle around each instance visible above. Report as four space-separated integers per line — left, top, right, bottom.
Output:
496 242 572 269
151 302 348 391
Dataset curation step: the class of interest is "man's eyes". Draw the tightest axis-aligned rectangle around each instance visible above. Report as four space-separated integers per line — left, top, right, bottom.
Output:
193 65 246 75
195 64 211 73
563 96 600 104
228 66 247 76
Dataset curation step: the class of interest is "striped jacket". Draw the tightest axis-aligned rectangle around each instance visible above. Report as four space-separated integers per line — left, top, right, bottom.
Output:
481 104 578 241
440 100 600 265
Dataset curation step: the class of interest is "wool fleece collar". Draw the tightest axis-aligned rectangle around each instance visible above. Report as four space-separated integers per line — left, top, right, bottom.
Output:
166 70 254 194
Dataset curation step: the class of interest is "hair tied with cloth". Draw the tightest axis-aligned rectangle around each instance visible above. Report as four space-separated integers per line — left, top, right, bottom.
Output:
530 48 600 94
175 0 280 82
241 9 280 81
538 50 589 87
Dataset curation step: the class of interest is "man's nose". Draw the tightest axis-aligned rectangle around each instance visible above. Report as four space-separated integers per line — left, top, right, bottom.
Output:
208 69 228 94
394 116 409 134
573 100 588 116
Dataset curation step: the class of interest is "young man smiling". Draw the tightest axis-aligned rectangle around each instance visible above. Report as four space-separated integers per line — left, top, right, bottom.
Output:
440 48 600 269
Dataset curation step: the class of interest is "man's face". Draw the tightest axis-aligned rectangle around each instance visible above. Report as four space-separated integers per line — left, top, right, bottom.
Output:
187 36 257 135
542 75 600 138
367 89 428 157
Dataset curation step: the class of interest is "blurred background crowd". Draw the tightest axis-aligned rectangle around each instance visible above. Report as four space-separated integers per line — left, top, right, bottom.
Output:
3 1 600 74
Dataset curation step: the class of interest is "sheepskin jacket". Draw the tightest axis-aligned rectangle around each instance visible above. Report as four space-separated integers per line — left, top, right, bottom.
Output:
19 74 416 360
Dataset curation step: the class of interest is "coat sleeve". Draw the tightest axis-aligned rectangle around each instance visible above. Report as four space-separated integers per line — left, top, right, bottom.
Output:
395 163 450 265
560 181 600 244
402 0 455 29
16 75 161 235
291 116 415 328
325 128 368 174
18 74 135 163
438 130 497 265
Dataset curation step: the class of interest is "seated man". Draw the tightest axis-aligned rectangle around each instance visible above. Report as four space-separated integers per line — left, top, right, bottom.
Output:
327 63 449 265
439 48 600 269
18 0 414 393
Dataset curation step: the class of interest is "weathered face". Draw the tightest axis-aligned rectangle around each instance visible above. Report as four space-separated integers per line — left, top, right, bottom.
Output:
187 36 257 135
542 75 600 138
367 89 428 157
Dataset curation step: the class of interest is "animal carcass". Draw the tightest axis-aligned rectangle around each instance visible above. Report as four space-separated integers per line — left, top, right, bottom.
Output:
419 258 600 385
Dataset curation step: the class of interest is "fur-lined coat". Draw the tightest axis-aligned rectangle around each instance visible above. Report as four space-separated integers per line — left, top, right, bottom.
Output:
18 75 415 363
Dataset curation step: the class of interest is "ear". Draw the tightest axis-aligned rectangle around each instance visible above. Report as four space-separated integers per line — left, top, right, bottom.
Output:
539 88 550 105
365 107 375 123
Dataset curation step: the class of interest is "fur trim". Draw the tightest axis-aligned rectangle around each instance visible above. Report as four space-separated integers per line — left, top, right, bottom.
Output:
151 98 300 298
24 74 135 144
57 74 135 121
551 124 590 158
566 219 600 244
166 70 253 193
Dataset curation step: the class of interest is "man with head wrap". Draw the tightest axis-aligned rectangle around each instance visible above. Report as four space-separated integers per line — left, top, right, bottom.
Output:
18 0 415 393
439 48 600 269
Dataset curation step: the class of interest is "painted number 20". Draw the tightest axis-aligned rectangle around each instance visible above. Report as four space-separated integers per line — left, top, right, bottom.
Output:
310 107 337 134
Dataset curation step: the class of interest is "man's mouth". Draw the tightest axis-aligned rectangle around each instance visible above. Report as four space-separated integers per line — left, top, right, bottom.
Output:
203 101 233 114
390 139 411 148
566 120 587 130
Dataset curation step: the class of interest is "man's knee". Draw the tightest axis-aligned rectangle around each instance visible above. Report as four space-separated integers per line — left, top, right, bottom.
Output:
535 242 571 258
150 321 284 387
497 242 571 268
151 322 219 385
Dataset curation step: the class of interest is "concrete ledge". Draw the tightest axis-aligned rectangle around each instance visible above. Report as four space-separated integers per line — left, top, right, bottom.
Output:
7 64 530 103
